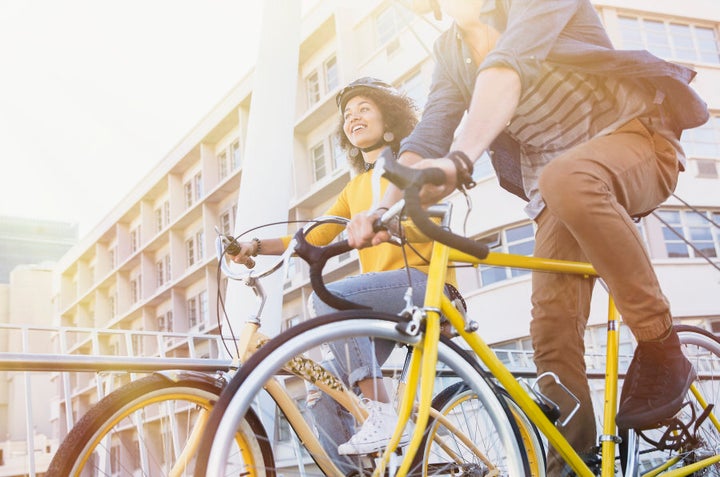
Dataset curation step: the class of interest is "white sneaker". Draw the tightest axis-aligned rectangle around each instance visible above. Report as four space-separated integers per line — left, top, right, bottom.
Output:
337 400 410 455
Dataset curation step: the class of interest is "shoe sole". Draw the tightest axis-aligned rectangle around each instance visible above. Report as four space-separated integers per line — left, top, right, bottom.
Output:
338 436 411 456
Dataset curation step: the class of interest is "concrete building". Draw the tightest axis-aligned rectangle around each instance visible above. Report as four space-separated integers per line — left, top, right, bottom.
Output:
45 0 720 473
0 216 77 284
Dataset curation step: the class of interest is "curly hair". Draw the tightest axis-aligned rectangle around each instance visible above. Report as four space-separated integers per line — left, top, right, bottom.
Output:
336 87 418 173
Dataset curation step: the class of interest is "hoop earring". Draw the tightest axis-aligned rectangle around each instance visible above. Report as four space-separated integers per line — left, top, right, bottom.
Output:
383 131 395 143
348 147 360 158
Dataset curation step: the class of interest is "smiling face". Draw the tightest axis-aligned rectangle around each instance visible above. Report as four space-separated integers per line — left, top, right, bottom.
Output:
342 95 385 150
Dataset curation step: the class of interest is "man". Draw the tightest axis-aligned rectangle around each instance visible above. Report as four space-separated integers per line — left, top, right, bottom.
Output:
347 0 709 474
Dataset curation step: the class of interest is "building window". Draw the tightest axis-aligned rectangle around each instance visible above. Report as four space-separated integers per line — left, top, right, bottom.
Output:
130 226 141 253
186 291 207 330
109 294 116 318
186 237 196 267
696 159 719 179
284 315 301 331
218 141 241 181
156 255 171 288
186 230 205 268
187 296 198 329
218 151 229 180
330 134 345 172
682 116 720 159
655 209 720 259
154 200 170 233
131 330 144 355
231 140 241 170
400 69 426 111
476 223 535 287
220 208 236 236
275 399 308 444
130 275 142 304
311 142 327 181
184 171 203 208
158 311 173 332
324 55 339 93
110 445 120 474
109 246 117 269
306 71 321 107
375 5 410 47
618 16 720 64
199 290 208 327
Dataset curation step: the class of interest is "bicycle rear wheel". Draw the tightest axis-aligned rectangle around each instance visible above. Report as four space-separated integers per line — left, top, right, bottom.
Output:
621 324 720 476
48 371 273 477
194 310 532 477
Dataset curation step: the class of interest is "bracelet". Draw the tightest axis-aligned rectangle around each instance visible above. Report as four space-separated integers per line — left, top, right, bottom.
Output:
446 151 477 191
251 237 262 256
447 150 474 176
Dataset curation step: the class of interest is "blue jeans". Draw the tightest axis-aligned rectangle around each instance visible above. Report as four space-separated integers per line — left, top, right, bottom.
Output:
305 268 431 473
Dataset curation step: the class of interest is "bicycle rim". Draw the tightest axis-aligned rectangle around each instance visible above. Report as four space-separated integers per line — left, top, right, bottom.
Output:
195 310 530 477
622 325 720 476
413 382 546 476
48 373 273 477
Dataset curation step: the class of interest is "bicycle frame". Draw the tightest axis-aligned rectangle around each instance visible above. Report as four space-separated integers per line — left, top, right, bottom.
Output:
375 202 720 477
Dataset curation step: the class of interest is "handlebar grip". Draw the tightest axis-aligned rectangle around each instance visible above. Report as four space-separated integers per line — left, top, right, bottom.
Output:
293 229 370 311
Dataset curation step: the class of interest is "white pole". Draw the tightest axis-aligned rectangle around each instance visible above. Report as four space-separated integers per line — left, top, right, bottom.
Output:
228 3 301 337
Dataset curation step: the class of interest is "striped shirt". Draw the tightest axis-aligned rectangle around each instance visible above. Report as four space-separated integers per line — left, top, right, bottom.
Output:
506 64 669 218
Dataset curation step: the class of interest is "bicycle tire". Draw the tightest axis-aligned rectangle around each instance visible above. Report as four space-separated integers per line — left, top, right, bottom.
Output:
47 371 274 477
194 310 532 477
411 381 547 476
620 324 720 476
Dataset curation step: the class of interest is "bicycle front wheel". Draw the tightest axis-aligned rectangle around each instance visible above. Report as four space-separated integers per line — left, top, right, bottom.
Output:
195 310 532 477
622 324 720 476
48 371 273 477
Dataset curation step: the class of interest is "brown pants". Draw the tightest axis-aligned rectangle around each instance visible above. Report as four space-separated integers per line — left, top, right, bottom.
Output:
531 118 680 475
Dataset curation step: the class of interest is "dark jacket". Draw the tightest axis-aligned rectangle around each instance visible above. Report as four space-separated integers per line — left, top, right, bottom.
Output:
399 0 710 200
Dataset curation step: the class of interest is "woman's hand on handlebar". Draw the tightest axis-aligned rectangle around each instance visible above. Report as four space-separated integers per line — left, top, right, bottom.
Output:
346 210 389 248
226 240 259 268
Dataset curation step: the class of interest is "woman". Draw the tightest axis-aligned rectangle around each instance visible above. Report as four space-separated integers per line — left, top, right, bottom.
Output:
228 77 456 467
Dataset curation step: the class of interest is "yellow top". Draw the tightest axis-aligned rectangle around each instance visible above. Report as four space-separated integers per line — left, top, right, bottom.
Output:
282 170 456 285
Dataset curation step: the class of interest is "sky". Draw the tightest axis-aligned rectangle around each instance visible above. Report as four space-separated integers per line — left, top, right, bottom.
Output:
0 0 263 236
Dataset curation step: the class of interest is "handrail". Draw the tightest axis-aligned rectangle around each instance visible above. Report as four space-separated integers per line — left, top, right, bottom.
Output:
0 353 230 372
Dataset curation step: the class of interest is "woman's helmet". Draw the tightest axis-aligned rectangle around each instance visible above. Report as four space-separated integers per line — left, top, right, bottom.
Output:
335 77 399 112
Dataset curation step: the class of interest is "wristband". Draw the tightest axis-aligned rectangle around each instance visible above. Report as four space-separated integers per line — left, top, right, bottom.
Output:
446 151 476 191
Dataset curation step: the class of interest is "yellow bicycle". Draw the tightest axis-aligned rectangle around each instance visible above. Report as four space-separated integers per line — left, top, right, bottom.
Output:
195 159 720 476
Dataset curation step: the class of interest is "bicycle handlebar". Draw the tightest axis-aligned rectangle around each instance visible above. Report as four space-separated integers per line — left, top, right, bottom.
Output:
293 224 371 311
381 158 490 260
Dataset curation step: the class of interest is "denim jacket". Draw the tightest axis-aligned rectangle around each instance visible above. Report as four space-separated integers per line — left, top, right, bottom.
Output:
399 0 710 200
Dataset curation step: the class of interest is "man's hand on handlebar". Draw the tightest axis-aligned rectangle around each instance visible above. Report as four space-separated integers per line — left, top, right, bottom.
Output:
413 157 458 205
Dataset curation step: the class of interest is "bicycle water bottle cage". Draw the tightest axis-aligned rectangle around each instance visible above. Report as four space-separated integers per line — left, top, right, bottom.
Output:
525 372 581 426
